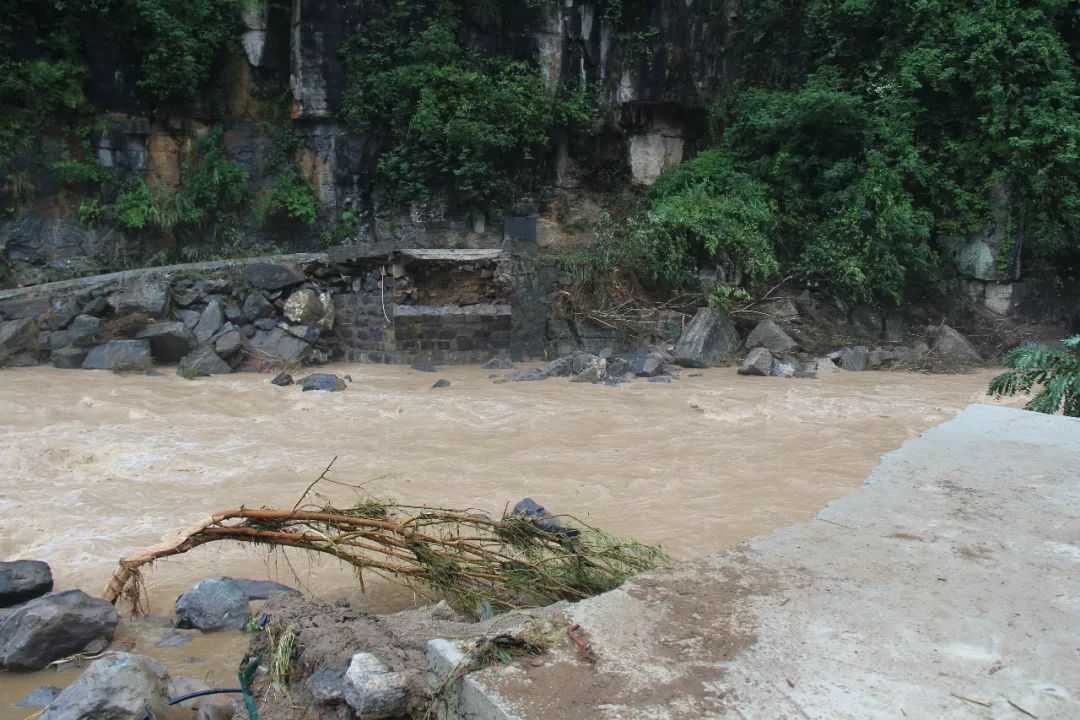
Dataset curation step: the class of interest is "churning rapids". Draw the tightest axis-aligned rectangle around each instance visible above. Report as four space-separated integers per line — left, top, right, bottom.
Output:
0 364 1008 715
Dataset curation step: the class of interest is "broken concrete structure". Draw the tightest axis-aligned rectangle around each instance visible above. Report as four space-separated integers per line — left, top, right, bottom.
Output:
430 404 1080 719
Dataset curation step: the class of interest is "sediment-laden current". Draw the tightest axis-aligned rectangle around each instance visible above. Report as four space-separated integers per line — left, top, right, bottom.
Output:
0 364 1007 716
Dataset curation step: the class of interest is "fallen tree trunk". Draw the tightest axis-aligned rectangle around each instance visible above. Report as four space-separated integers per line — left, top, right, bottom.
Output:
103 501 669 615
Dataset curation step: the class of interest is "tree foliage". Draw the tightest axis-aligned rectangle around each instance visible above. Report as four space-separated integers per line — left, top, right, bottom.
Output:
989 336 1080 416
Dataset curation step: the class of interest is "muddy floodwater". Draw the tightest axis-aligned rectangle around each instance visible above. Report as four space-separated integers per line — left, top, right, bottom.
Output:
0 364 1007 716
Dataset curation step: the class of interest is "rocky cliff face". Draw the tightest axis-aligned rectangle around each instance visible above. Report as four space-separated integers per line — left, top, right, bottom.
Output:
0 0 747 285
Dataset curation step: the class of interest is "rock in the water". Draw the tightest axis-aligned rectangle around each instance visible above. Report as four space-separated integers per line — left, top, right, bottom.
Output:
542 355 574 377
17 685 61 708
243 263 305 291
432 379 451 388
214 329 243 357
241 292 274 321
631 351 665 377
739 347 774 376
178 345 232 377
270 372 294 386
498 368 547 382
512 498 578 537
175 577 251 631
573 357 608 384
342 652 408 719
193 299 225 343
0 560 53 607
745 319 799 354
673 308 739 368
136 321 198 362
771 357 797 378
39 653 170 720
283 289 323 325
114 277 169 316
155 632 192 648
410 359 437 373
838 346 869 371
813 357 840 374
228 578 300 601
928 324 983 364
297 373 347 392
0 590 118 671
480 356 515 370
81 340 152 371
866 346 916 369
51 346 88 369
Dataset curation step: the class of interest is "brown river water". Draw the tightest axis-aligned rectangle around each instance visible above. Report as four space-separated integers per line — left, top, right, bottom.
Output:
0 364 1008 716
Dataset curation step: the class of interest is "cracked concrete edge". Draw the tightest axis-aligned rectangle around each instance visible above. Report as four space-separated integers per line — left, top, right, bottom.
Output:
427 639 524 720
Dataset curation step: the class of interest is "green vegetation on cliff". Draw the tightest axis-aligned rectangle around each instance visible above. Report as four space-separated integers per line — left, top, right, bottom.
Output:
628 0 1080 302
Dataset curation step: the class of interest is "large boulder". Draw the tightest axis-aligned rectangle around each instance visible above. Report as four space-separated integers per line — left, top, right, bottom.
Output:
114 277 169 316
745 319 799 354
343 652 408 719
738 347 774 376
673 308 739 368
175 577 251 631
283 289 323 325
243 262 305 291
81 339 152 371
214 329 243 357
193 299 225 343
177 345 232 377
228 578 300 600
66 314 101 344
297 373 347 392
928 324 983 365
51 347 88 369
631 351 666 377
39 653 170 720
17 685 61 708
0 560 53 607
0 590 118 671
837 346 869 371
136 321 198 362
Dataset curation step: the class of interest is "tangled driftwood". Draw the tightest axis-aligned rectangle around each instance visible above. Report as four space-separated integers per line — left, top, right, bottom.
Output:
103 499 669 615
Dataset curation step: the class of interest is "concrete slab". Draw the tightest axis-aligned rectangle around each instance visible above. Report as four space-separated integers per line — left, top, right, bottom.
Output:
461 405 1080 719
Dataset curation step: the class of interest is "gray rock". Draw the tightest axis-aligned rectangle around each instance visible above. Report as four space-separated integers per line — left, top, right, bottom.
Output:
851 306 884 338
745 319 799 354
253 317 277 331
243 263 305 291
155 632 192 648
270 372 293 386
0 560 53 607
673 308 740 368
228 578 300 601
66 314 101 344
175 577 251 631
739 347 774 376
928 324 983 364
297 373 347 392
0 318 36 355
43 300 81 331
648 375 674 383
145 368 164 377
573 358 608 384
884 313 905 343
286 324 319 343
283 289 323 325
632 352 665 377
81 297 109 317
82 340 152 371
866 346 917 370
176 308 201 329
214 329 243 357
178 345 232 376
51 347 88 369
499 368 547 382
432 379 451 388
223 302 243 323
771 357 797 378
813 357 840 374
307 666 347 704
241 292 273 321
115 277 169 316
0 590 118 671
411 358 437 373
839 346 870 371
248 327 312 362
39 653 170 720
542 355 574 377
607 357 630 378
343 652 408 719
136 321 198 362
173 289 200 307
194 300 224 343
758 298 800 321
480 356 515 370
197 278 231 295
17 684 61 708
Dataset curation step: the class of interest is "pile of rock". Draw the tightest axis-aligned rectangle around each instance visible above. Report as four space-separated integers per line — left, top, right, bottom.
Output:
0 260 341 376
